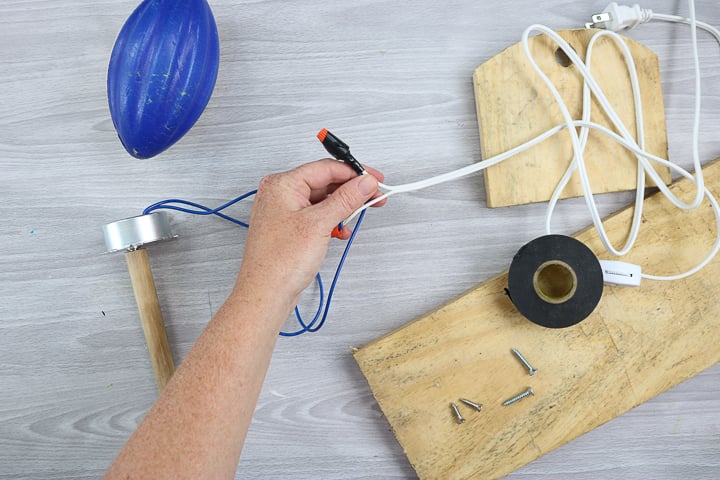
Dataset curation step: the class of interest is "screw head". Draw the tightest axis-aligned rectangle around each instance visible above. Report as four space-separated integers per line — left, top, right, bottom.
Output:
459 398 483 412
502 387 535 406
450 402 465 424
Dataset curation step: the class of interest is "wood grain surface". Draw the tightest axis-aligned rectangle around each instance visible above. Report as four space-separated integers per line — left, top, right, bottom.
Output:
124 248 175 392
354 158 720 479
0 1 718 479
474 29 670 207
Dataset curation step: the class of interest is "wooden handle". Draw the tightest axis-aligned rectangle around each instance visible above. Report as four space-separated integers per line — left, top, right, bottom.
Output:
125 248 175 392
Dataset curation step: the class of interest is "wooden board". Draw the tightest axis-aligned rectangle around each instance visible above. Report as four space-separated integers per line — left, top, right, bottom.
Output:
473 29 671 207
353 159 720 480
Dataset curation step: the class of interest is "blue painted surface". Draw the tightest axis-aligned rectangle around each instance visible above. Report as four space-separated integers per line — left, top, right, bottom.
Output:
107 0 220 159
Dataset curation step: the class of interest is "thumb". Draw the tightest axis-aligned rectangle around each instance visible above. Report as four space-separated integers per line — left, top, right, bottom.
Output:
313 174 378 230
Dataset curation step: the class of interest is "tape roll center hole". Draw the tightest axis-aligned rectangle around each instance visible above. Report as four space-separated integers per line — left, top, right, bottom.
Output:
533 260 577 304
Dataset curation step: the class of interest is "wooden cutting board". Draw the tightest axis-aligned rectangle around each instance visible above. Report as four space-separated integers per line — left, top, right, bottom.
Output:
473 29 671 207
353 159 720 480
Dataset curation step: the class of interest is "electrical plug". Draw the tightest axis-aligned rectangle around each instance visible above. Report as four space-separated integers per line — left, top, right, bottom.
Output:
585 2 653 31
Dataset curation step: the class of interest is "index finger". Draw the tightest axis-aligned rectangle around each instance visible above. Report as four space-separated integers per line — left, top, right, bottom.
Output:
294 159 385 190
307 169 386 205
290 159 359 191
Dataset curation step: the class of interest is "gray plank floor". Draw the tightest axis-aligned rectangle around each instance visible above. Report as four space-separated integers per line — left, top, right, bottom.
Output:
1 0 719 478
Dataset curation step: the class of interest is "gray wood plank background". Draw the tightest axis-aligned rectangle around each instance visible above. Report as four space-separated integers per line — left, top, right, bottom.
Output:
1 0 718 478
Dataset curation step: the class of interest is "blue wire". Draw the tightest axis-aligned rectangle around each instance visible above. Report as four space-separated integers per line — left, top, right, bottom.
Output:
279 209 366 336
142 190 364 336
143 191 257 227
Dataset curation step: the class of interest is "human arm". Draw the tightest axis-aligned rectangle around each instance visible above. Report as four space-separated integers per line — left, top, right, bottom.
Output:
104 159 385 479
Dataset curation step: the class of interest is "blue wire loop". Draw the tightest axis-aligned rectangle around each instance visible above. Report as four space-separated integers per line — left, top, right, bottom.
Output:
142 190 365 336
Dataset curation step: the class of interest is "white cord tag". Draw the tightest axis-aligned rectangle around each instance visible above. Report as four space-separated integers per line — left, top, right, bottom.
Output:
599 260 642 286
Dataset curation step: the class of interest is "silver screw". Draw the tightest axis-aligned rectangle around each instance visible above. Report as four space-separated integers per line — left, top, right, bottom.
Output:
511 348 537 376
459 398 483 412
450 402 465 424
502 387 534 406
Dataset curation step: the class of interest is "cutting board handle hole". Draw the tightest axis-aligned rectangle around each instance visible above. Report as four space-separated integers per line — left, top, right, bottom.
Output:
554 46 574 68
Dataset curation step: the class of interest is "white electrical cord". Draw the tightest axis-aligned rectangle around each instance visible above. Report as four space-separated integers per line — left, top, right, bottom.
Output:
543 28 646 257
352 0 720 282
651 14 720 45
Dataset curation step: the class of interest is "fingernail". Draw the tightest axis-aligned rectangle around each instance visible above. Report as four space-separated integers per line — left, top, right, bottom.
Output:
358 174 377 195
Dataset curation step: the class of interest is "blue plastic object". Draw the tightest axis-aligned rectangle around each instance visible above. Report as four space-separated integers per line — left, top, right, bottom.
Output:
107 0 220 159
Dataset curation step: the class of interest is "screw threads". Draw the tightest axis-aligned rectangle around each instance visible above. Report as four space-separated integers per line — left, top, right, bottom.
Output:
450 402 465 424
446 348 540 422
511 348 538 376
459 398 483 412
502 387 534 406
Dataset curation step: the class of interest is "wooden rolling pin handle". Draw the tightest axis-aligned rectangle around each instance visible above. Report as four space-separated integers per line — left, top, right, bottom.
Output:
124 248 176 392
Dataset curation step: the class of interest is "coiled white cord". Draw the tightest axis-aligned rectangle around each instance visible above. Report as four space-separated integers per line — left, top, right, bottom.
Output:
353 0 719 282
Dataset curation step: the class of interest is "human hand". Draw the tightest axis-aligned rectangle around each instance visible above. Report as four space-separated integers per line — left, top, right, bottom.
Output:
235 159 385 313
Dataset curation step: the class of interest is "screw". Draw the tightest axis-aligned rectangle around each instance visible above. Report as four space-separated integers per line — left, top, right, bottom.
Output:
511 348 537 376
459 398 483 412
502 387 534 406
450 402 465 424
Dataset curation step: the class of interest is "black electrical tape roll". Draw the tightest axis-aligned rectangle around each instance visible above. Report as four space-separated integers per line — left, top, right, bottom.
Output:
507 235 604 328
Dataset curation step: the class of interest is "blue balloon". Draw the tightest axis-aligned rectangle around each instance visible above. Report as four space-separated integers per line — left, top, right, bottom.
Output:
107 0 220 159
